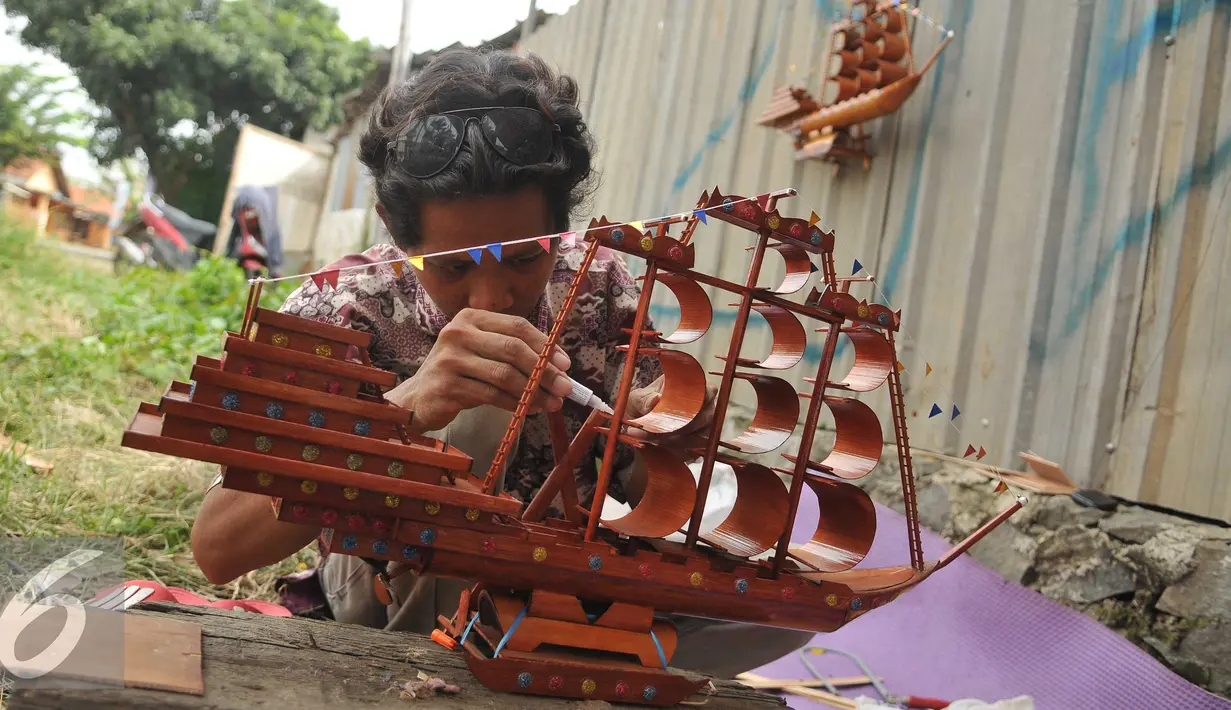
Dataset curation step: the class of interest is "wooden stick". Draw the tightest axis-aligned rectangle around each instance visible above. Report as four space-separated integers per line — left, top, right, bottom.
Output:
736 673 857 709
734 673 874 690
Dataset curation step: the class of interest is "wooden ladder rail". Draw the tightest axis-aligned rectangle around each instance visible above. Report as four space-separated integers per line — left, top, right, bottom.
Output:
482 238 602 494
886 329 924 570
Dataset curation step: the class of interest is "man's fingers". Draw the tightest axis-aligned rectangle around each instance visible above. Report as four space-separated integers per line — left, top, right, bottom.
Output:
461 310 572 371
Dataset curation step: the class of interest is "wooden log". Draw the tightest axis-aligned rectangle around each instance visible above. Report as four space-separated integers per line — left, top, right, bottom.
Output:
8 603 786 710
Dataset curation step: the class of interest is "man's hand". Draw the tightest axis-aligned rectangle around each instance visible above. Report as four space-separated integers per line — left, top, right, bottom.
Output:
383 309 575 433
624 374 719 451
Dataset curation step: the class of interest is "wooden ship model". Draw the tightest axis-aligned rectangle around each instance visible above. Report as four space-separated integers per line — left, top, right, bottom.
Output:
122 186 1020 707
757 0 952 171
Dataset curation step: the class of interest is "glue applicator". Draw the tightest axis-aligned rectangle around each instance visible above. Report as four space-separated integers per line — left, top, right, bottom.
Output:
560 377 614 414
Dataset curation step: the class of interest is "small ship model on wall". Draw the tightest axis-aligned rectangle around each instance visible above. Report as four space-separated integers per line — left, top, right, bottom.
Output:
123 186 1019 707
757 0 953 172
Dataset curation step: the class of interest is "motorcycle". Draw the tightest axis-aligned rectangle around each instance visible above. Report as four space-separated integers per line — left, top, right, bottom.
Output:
112 195 217 275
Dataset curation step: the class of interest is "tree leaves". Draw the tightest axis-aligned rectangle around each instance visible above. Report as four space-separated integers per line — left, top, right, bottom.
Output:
0 64 91 168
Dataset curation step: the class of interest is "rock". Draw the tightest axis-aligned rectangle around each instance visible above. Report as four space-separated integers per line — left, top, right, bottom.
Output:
1034 527 1137 604
1099 506 1190 544
1025 495 1110 531
1128 526 1203 587
1176 621 1231 696
1157 541 1231 621
914 483 952 533
967 522 1037 583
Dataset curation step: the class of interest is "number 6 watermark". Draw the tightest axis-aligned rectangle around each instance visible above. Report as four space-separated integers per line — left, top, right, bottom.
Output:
0 549 105 679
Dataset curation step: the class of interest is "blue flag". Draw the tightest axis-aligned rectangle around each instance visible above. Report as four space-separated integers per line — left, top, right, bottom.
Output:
487 243 502 261
467 248 483 264
852 258 863 274
809 261 819 273
951 405 961 421
694 209 708 225
929 403 942 418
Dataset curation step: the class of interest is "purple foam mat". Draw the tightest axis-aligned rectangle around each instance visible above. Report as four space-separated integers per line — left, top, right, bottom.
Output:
752 500 1231 710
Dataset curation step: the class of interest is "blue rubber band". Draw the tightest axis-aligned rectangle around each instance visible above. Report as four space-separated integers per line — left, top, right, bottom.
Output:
649 628 668 670
493 606 528 659
458 611 480 647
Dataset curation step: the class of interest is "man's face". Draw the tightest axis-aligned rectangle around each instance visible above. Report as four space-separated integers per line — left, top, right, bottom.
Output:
407 186 558 320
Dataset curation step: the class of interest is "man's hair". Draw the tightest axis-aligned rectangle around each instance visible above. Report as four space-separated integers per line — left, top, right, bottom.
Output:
358 48 597 249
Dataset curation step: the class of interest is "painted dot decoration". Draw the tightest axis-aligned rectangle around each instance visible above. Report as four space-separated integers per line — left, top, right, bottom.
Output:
241 363 259 377
638 563 653 580
342 535 358 551
308 410 326 427
587 555 603 571
480 539 496 554
878 312 890 325
300 480 317 494
668 245 683 261
790 222 804 237
611 227 625 242
209 427 229 444
271 333 289 347
424 501 441 516
517 672 532 689
782 586 796 599
346 453 364 471
643 686 658 701
292 504 307 519
256 472 273 487
548 676 563 691
321 509 338 525
419 529 435 546
465 508 481 522
640 236 654 252
615 682 629 698
265 402 284 419
810 228 822 245
314 343 333 358
857 304 870 318
402 545 419 560
252 436 272 453
343 487 359 500
721 198 734 213
387 461 404 478
826 594 839 607
739 203 755 219
767 214 781 229
532 547 548 563
372 540 388 555
284 372 299 386
851 597 863 610
735 578 749 594
581 679 596 695
221 391 241 410
347 514 364 529
385 495 401 508
353 420 371 436
301 445 320 462
326 380 342 395
689 572 704 587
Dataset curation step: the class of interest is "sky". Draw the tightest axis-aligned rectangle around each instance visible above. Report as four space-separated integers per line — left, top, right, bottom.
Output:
1 0 581 184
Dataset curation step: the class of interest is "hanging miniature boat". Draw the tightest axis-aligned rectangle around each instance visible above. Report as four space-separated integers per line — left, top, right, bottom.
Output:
756 0 953 171
121 186 1020 707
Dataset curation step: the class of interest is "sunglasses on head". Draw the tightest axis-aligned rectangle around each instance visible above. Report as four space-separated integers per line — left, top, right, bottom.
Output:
390 106 561 179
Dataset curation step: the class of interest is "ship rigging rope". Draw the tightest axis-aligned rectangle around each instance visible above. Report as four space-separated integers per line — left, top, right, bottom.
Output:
492 605 529 659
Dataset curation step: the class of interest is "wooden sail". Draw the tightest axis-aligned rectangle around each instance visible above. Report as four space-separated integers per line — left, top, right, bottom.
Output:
601 444 697 539
625 348 708 434
720 373 799 454
654 271 712 344
705 458 790 557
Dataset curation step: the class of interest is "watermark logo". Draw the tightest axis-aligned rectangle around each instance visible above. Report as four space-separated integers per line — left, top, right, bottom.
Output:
0 549 105 679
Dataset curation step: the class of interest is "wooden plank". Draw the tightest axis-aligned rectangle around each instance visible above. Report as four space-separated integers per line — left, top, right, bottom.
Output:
223 334 398 388
190 365 411 424
9 603 786 709
254 308 373 347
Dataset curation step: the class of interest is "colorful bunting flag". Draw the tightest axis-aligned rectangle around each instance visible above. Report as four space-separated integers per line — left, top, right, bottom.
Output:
488 243 502 261
928 403 942 418
467 248 483 264
408 256 424 270
310 272 328 291
694 209 708 224
896 361 905 373
852 258 863 275
977 446 987 460
994 480 1009 495
628 220 645 232
323 270 339 289
809 211 820 226
536 237 553 251
809 261 819 273
925 363 933 376
561 231 577 248
391 261 404 277
951 405 961 421
964 444 976 458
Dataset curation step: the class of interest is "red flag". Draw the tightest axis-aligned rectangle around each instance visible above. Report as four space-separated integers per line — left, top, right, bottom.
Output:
536 237 553 251
994 480 1009 495
323 270 340 289
976 446 987 460
310 272 327 291
963 444 976 458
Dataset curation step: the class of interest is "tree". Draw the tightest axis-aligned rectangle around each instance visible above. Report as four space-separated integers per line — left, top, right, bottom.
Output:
5 0 374 219
0 64 89 169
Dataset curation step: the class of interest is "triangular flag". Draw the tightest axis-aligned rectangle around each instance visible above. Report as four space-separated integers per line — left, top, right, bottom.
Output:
408 256 424 270
467 248 483 264
536 237 553 251
928 403 942 418
323 269 340 289
628 220 645 232
391 260 404 277
755 193 770 210
560 231 577 248
693 209 708 224
951 405 961 421
977 446 987 460
809 211 820 226
925 363 933 376
487 243 502 261
896 361 905 373
809 261 819 273
852 258 863 274
310 272 327 291
964 444 977 458
994 480 1009 495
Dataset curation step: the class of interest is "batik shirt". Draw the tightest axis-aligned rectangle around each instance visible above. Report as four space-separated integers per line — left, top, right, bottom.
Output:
277 242 662 508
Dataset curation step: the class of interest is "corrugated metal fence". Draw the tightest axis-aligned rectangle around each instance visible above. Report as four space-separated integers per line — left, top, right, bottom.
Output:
521 0 1231 520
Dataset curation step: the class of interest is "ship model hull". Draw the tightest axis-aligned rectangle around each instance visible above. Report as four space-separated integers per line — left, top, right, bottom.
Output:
122 186 1019 706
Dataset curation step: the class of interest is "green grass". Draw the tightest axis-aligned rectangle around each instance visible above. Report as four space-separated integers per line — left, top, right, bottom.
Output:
0 219 313 601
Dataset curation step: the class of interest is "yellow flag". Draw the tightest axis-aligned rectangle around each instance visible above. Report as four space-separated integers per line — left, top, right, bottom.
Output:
896 361 905 373
925 363 933 376
391 261 404 277
809 211 821 226
628 220 645 232
994 480 1009 495
408 256 424 270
